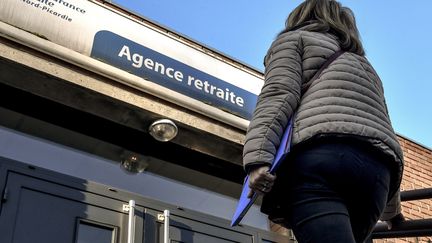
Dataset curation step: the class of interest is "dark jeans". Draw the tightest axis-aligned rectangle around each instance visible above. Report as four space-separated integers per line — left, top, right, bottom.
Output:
278 142 391 243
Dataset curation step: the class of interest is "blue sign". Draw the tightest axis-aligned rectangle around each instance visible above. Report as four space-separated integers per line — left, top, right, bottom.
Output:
91 31 257 120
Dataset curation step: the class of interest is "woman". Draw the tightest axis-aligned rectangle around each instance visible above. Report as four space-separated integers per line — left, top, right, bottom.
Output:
243 0 404 242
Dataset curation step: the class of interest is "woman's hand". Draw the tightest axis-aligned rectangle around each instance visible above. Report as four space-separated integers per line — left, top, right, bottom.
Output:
247 165 276 198
386 213 405 230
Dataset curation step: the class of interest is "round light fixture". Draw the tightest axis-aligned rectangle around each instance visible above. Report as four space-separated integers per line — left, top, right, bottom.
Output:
120 154 149 174
149 119 178 142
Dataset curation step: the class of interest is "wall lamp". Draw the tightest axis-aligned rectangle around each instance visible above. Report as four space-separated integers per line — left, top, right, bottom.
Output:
148 119 178 142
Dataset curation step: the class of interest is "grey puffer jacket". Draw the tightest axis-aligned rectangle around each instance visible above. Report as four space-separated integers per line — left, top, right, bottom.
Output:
243 26 404 220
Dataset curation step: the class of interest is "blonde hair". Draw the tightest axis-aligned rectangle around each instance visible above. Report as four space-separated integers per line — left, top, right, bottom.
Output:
284 0 364 56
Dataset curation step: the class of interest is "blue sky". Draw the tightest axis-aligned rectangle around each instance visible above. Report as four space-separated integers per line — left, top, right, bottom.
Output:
112 0 432 148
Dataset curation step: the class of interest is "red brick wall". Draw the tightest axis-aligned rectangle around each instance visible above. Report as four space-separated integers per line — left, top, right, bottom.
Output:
375 136 432 243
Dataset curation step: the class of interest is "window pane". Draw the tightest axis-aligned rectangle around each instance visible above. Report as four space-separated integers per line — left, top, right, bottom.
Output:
76 221 114 243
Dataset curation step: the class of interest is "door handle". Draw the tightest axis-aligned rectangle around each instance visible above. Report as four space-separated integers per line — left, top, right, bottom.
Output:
123 200 136 243
158 209 170 243
163 210 170 243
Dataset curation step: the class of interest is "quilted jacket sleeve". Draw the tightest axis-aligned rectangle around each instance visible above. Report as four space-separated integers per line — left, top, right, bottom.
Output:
243 32 303 170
